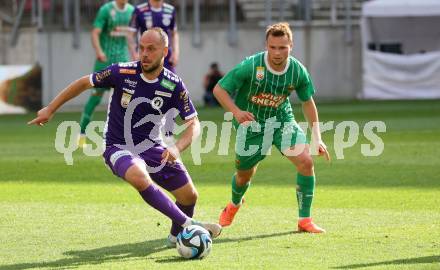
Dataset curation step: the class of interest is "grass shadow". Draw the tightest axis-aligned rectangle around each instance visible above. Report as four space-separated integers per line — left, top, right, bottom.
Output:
0 239 166 270
333 255 440 269
0 230 298 269
155 230 299 264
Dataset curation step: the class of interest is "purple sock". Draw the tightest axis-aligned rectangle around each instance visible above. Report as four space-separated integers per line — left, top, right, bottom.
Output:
170 203 195 236
139 185 188 226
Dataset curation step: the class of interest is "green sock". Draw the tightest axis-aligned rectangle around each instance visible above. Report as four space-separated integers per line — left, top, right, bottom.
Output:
80 93 102 134
296 173 315 218
231 175 250 205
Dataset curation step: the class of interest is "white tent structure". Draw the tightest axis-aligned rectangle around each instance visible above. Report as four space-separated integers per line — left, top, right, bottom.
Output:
360 0 440 99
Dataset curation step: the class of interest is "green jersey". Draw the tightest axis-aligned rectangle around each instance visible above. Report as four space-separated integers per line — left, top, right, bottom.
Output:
93 1 134 67
219 51 316 126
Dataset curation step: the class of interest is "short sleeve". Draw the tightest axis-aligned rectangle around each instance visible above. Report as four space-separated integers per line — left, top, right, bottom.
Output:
218 57 252 96
93 5 107 30
174 81 197 120
295 65 316 102
90 64 118 89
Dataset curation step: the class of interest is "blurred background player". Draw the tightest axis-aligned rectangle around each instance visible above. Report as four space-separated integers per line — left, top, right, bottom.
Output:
129 0 179 73
203 62 223 107
78 0 134 147
214 22 330 233
29 28 221 246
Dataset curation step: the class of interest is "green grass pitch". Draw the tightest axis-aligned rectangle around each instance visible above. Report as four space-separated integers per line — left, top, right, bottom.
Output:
1 100 439 269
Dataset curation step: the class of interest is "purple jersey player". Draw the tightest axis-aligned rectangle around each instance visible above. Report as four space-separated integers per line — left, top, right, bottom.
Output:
28 28 221 247
129 0 179 72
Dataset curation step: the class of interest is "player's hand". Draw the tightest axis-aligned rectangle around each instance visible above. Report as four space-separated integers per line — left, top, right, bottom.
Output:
27 107 53 126
97 52 107 62
317 140 331 162
233 110 255 124
161 147 180 164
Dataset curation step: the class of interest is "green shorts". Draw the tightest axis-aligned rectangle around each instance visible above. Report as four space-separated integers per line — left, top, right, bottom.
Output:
234 120 307 170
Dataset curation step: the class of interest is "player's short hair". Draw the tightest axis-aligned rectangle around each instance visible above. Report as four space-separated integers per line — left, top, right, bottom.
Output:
265 22 293 43
147 27 169 47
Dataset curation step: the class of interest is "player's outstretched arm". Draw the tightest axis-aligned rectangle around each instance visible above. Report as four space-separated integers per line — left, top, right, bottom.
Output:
213 84 254 124
161 116 201 164
302 98 330 161
28 76 93 126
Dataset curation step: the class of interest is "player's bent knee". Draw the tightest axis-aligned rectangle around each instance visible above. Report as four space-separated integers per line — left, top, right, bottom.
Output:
296 156 314 174
186 189 198 204
236 173 252 186
124 165 152 191
173 183 199 205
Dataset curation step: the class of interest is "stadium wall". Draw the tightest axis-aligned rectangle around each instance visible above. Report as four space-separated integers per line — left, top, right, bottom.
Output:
5 25 362 109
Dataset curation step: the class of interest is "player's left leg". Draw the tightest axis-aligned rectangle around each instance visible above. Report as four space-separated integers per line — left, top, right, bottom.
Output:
283 146 325 233
275 122 325 233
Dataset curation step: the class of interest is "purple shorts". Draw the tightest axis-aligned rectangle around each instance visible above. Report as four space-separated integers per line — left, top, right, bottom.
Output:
103 145 191 191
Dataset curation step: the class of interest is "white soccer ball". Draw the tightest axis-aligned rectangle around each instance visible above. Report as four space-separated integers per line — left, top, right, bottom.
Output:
176 225 212 259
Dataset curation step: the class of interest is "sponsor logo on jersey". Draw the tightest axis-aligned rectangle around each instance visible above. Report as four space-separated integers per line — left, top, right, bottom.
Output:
179 90 191 113
121 93 132 108
160 79 176 91
120 68 137 75
155 90 172 98
151 96 164 110
124 78 138 88
256 66 265 81
95 69 112 82
119 61 138 68
250 93 287 108
163 69 179 83
123 87 135 94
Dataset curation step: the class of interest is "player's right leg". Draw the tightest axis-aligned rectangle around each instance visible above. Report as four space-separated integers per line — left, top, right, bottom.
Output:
103 147 194 232
219 127 267 227
78 88 105 147
103 146 221 240
219 166 258 227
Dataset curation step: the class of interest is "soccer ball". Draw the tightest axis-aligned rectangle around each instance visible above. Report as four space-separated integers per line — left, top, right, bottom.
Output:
176 225 212 259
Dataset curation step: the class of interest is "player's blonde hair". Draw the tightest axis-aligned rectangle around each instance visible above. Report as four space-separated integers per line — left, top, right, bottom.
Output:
265 22 293 43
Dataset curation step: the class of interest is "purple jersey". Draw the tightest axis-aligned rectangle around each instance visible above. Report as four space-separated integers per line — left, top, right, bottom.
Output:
130 1 176 70
89 61 197 147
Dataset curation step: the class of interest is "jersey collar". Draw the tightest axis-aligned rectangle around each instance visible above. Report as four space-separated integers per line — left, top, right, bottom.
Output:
112 1 128 12
140 73 159 83
264 51 290 75
148 1 163 12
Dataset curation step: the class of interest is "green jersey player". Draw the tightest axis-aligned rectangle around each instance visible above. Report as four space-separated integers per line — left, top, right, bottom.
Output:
78 0 134 147
215 22 330 233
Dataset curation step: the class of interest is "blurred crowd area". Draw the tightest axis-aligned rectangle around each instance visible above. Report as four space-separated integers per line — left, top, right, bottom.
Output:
0 0 367 29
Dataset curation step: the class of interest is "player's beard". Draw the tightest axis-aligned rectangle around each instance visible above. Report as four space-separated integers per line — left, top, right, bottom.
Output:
141 57 163 74
271 57 287 69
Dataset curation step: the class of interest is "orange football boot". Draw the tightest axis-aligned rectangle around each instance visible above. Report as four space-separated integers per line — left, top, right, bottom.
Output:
219 200 243 227
298 218 326 233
